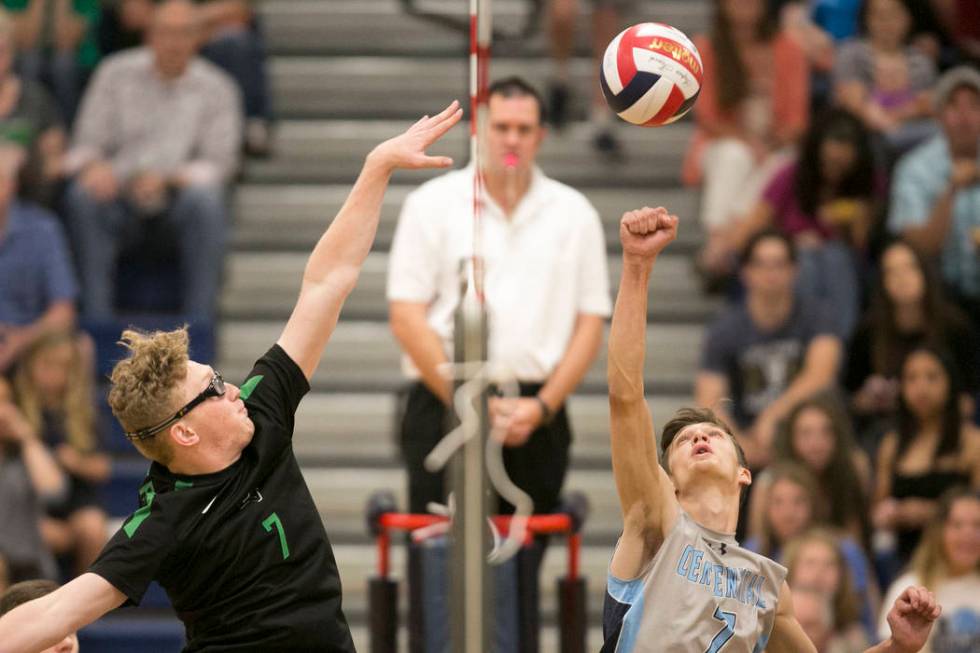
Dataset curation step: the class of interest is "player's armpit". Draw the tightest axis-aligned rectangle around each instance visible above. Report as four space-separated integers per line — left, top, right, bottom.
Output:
0 573 126 653
766 581 819 653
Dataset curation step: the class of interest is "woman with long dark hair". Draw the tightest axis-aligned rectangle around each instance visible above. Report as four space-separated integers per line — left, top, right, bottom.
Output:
748 392 873 547
846 239 979 430
873 346 980 566
721 108 879 335
687 0 810 281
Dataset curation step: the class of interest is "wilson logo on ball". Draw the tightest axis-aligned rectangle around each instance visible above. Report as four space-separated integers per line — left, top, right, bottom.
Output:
600 22 703 127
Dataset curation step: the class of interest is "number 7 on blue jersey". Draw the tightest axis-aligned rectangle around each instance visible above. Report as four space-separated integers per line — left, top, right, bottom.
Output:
705 606 736 652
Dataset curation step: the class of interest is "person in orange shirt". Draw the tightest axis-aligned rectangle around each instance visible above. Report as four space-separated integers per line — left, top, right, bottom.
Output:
687 0 810 284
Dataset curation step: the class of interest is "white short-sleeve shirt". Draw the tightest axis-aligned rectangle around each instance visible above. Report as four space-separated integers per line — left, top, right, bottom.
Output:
387 165 612 382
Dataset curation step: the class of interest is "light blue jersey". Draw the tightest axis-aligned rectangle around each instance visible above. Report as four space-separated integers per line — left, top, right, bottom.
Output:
602 511 786 652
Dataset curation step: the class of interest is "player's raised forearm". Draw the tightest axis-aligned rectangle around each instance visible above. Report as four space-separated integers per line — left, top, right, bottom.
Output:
608 260 651 402
299 154 392 298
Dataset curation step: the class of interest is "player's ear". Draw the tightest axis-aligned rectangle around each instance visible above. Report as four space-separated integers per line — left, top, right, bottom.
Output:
169 421 199 448
737 466 752 488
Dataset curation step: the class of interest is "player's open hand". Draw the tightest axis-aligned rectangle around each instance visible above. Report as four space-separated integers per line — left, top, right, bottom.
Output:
369 101 463 171
885 586 941 653
620 207 678 263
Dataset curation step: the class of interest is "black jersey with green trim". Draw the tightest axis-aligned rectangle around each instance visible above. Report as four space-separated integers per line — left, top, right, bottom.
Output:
90 345 355 652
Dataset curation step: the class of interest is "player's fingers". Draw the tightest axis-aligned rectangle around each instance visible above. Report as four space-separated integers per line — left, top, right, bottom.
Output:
419 155 454 168
422 101 462 131
422 108 464 144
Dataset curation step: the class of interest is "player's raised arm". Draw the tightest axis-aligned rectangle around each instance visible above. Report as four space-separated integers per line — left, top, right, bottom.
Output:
277 101 463 380
607 207 680 579
768 582 941 653
0 573 126 653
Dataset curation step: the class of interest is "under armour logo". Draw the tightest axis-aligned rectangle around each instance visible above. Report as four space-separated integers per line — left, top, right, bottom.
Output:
708 540 728 555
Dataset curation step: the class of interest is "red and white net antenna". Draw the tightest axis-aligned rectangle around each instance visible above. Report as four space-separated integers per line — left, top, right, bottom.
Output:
469 0 491 303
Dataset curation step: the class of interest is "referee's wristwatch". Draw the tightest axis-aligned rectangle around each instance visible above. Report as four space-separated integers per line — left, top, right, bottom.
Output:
534 396 555 426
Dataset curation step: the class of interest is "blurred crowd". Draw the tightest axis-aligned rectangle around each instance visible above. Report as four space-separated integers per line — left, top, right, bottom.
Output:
0 0 270 605
0 0 977 651
660 0 980 650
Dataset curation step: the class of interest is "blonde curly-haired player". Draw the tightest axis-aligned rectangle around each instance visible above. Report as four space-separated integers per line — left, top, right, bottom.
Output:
602 206 942 653
0 101 463 653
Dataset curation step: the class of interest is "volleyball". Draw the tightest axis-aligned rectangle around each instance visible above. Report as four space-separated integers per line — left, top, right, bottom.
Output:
599 22 703 127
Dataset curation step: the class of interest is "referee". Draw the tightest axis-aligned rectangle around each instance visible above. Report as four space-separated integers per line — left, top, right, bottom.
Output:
0 101 462 653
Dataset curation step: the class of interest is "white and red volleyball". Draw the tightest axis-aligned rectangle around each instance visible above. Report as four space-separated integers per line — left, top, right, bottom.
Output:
599 22 703 127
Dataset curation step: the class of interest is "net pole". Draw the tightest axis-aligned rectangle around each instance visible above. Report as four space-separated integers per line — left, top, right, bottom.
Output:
449 1 492 652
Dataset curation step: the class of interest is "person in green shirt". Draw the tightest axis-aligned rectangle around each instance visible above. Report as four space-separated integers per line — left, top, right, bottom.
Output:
3 0 100 123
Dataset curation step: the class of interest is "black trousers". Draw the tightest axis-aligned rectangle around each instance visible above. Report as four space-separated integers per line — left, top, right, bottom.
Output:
399 381 570 653
398 381 572 516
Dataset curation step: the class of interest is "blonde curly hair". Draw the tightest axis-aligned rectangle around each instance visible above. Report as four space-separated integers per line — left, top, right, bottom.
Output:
107 327 190 465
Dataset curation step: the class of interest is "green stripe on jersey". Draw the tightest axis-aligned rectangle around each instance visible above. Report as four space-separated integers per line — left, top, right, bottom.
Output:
175 480 194 491
124 481 156 538
239 375 264 400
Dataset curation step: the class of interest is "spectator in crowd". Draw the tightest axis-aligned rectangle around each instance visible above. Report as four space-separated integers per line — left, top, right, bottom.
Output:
0 579 77 653
749 392 872 547
98 0 271 156
687 0 809 282
873 346 980 567
0 375 65 584
65 0 241 321
2 0 99 124
196 0 272 156
746 462 822 559
834 0 938 155
14 331 108 574
887 66 980 326
792 586 862 653
388 76 609 519
0 145 77 374
846 239 978 434
546 0 627 153
786 528 878 646
0 10 67 208
717 108 878 335
695 230 841 467
879 488 980 652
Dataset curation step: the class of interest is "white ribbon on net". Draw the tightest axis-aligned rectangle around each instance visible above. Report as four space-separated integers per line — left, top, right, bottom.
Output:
421 361 533 564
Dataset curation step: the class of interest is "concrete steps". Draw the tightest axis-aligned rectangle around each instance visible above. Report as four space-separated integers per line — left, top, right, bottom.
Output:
221 250 714 321
261 0 709 58
244 120 694 186
219 320 703 394
232 184 703 252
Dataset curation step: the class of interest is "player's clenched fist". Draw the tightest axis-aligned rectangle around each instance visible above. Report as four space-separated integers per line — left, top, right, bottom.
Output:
620 206 679 263
886 585 942 653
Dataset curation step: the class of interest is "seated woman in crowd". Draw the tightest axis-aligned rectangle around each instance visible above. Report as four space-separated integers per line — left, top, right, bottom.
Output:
785 528 876 648
718 108 879 335
873 346 980 568
749 392 872 547
0 375 64 584
879 488 980 652
0 9 66 208
833 0 937 156
13 331 108 574
687 0 810 285
847 239 979 436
